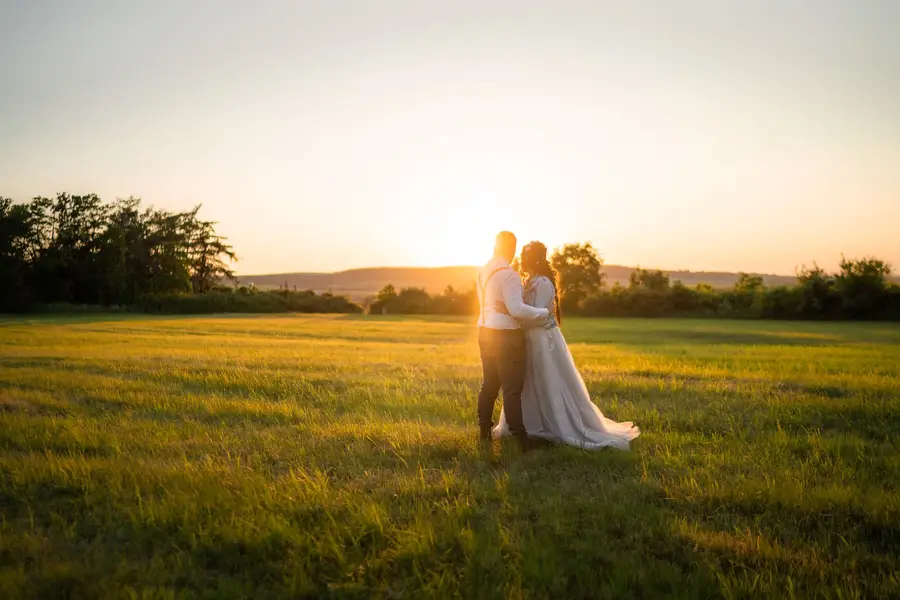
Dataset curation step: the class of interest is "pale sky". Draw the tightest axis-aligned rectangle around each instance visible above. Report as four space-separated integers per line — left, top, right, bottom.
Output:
2 1 899 275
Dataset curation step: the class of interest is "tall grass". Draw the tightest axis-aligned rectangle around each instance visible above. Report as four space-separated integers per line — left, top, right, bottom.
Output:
1 315 898 598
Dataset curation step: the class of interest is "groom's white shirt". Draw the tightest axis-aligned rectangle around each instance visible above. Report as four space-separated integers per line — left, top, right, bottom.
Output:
476 257 550 329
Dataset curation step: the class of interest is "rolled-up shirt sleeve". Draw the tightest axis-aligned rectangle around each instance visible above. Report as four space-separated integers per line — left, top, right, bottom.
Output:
500 271 549 321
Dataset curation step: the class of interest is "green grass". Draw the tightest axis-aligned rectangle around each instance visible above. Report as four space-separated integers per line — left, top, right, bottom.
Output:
1 315 899 599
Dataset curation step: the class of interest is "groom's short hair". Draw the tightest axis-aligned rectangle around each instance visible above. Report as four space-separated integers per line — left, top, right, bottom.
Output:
495 231 517 258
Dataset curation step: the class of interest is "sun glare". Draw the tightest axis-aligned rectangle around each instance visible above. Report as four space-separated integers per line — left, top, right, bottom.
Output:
408 185 553 267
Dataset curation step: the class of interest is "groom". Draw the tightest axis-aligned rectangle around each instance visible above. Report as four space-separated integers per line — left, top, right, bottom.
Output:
476 231 551 451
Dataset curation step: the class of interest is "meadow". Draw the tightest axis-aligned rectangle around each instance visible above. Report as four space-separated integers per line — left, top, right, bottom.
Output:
1 314 899 599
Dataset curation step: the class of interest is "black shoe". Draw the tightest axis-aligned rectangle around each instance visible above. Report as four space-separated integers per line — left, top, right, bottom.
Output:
530 436 555 449
519 436 553 452
516 435 536 452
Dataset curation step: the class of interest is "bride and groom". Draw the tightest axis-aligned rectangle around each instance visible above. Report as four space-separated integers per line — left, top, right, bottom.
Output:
477 231 640 452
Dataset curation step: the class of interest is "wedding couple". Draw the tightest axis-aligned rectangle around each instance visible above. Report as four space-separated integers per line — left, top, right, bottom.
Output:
476 231 640 452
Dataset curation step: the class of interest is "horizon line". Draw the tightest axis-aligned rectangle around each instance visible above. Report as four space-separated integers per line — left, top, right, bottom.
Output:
235 263 802 279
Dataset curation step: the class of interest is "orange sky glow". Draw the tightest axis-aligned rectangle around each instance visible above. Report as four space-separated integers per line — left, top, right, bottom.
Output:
2 1 898 275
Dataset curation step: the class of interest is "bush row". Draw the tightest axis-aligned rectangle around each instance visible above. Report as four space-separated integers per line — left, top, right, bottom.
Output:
366 285 476 316
367 259 900 321
579 281 900 320
137 288 361 314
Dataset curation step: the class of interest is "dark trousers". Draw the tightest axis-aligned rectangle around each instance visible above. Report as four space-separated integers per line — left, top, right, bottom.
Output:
477 327 527 440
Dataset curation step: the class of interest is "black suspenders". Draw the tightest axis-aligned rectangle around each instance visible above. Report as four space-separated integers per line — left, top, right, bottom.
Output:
479 266 509 325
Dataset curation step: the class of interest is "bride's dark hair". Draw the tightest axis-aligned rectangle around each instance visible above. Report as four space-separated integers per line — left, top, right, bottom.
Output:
521 241 562 324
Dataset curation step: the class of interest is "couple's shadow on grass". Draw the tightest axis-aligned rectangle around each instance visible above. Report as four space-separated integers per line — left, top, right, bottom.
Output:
426 436 724 597
381 432 889 598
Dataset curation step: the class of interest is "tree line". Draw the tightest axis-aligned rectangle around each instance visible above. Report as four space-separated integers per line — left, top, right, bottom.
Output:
367 243 900 321
0 194 356 314
3 195 896 320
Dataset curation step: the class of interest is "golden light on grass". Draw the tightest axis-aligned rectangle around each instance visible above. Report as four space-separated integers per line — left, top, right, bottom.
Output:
1 314 898 596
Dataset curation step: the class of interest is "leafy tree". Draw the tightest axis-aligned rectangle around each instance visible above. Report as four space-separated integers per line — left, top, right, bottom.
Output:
25 193 110 304
795 263 837 319
734 273 764 295
392 287 431 314
377 284 397 303
181 207 237 293
368 284 398 314
629 268 670 292
551 243 605 313
669 281 700 315
0 193 238 310
0 198 35 310
758 285 802 319
834 256 892 319
429 285 477 315
97 197 151 304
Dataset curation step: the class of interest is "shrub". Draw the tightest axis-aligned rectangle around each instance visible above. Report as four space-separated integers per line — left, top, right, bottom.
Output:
137 289 361 314
368 284 477 316
757 286 802 319
833 257 893 320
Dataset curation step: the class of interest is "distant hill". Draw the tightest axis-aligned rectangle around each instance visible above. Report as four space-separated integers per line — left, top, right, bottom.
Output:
238 267 477 300
238 266 797 301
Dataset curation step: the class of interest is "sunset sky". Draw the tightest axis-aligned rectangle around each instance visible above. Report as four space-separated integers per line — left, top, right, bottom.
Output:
2 1 898 275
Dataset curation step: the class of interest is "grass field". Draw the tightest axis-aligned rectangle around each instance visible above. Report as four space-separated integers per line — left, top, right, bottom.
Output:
1 315 899 599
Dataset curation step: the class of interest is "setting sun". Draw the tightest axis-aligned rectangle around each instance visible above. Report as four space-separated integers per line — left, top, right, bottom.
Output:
401 180 564 267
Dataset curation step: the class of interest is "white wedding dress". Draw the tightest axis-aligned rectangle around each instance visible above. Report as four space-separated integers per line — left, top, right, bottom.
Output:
493 276 640 450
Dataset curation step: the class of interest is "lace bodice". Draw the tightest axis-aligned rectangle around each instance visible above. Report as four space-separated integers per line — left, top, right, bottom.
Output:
525 276 557 327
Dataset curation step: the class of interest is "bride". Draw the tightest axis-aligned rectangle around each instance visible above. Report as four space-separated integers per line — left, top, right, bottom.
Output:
493 241 640 450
